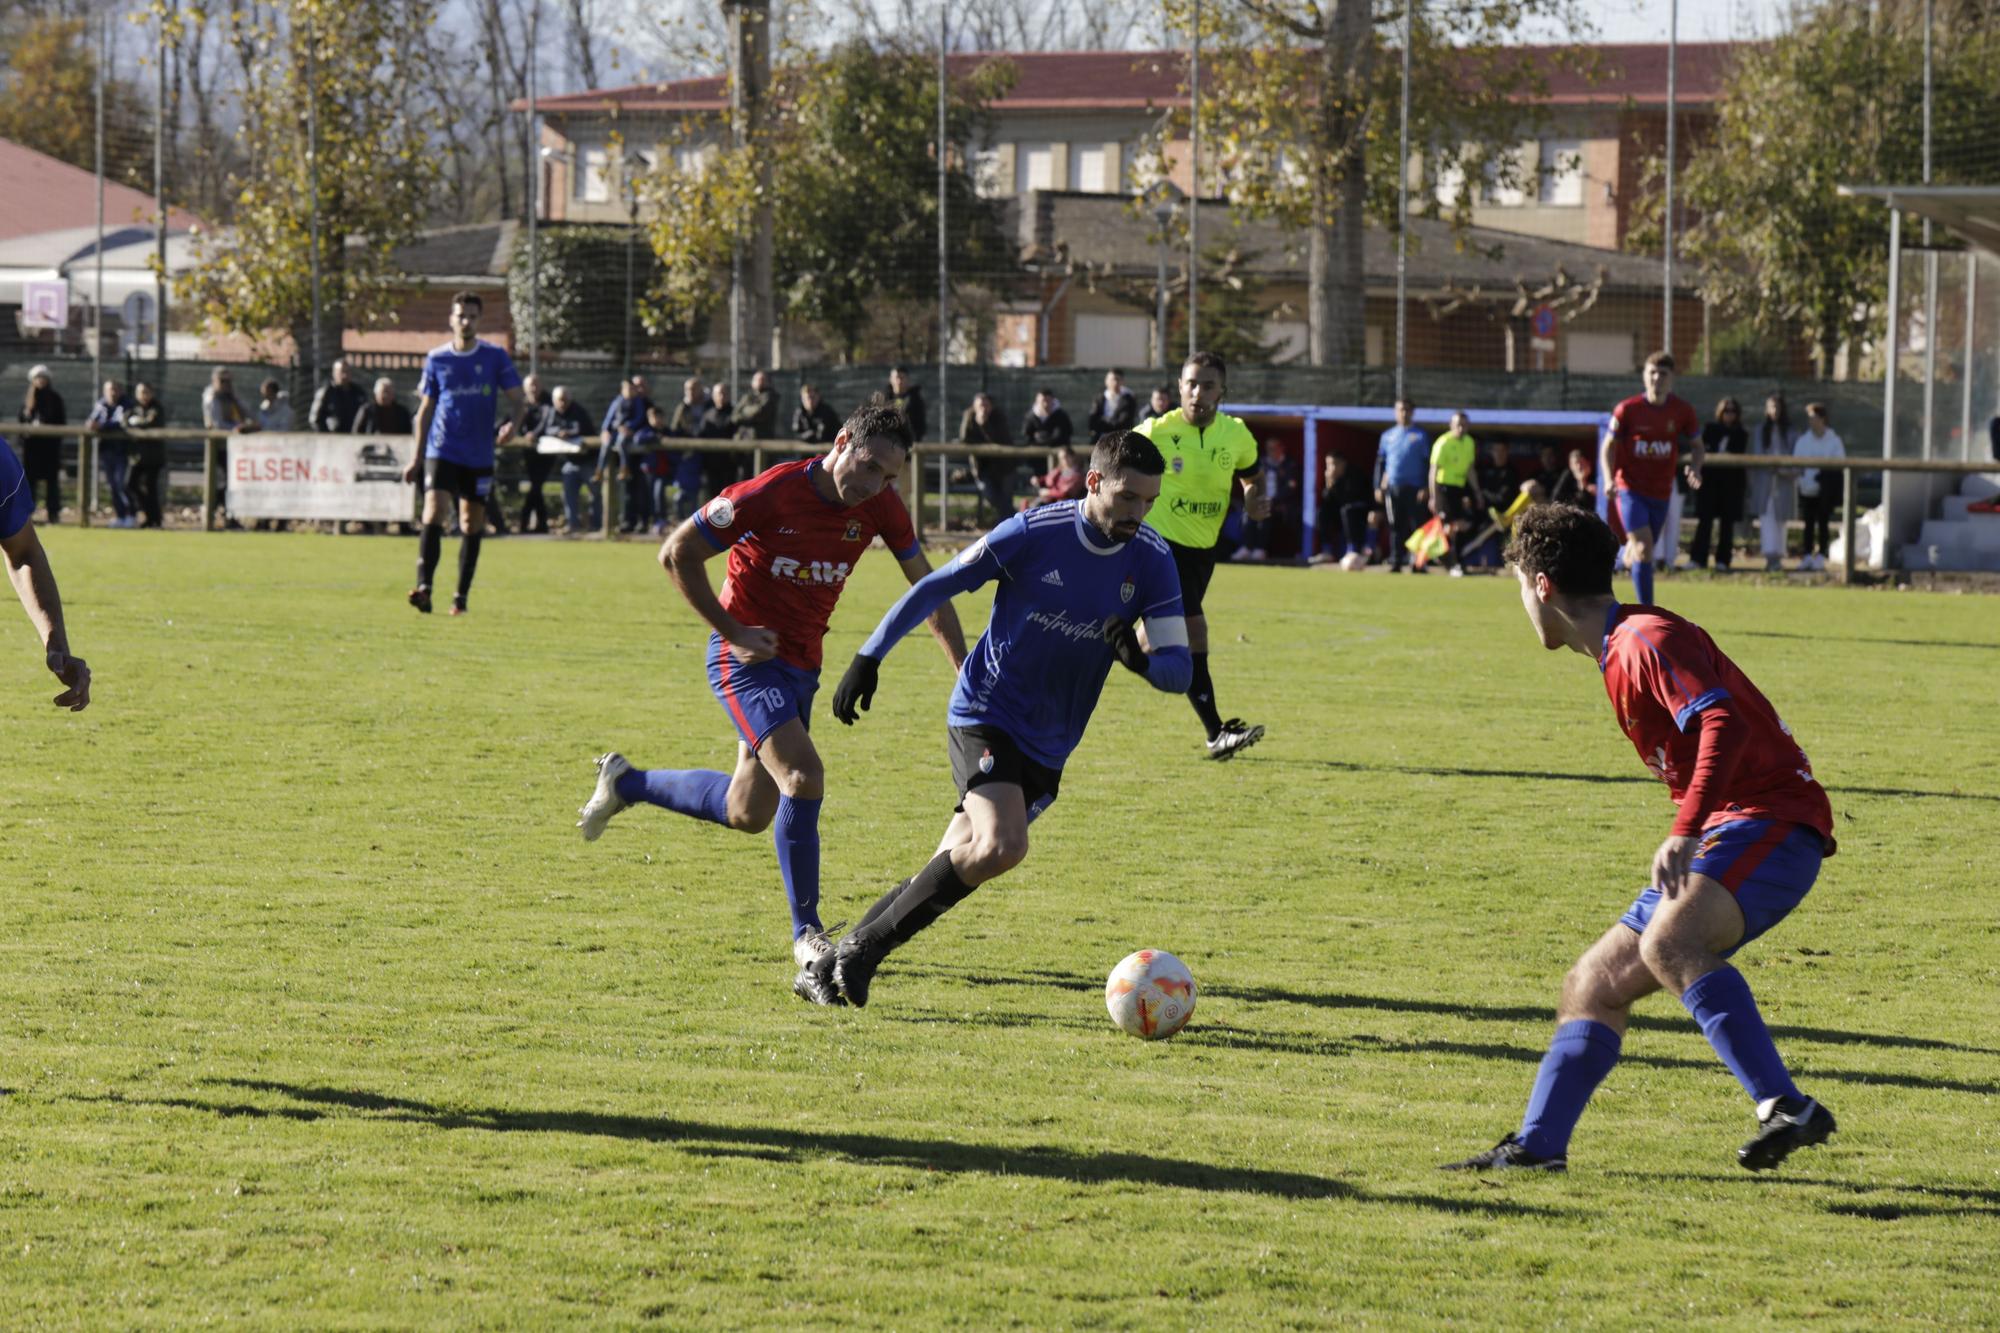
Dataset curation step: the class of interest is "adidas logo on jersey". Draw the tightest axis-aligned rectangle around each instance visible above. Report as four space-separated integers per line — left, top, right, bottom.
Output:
1041 569 1065 586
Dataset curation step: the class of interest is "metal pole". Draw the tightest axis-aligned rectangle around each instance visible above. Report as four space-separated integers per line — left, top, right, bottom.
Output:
307 28 324 393
1188 0 1200 358
527 1 540 377
623 205 635 378
1663 0 1676 357
1396 0 1411 399
1919 0 1935 461
154 8 169 385
89 11 104 527
937 6 947 446
1156 226 1169 369
1882 204 1901 464
1962 257 1977 461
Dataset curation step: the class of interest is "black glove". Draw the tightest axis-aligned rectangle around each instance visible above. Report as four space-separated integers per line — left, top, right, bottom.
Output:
831 653 880 725
1104 616 1148 676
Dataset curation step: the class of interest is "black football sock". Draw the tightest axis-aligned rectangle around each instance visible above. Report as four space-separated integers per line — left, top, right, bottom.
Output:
456 532 483 601
1188 652 1223 740
852 852 976 951
853 877 913 934
417 523 444 589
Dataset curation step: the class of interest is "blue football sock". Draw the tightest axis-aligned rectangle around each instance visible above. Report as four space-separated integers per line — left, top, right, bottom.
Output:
772 795 823 937
1633 558 1655 605
1681 965 1800 1104
614 767 731 827
1517 1019 1623 1159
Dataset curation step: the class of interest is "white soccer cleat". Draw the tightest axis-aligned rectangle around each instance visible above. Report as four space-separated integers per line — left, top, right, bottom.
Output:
576 752 632 841
1205 719 1266 762
792 924 845 1006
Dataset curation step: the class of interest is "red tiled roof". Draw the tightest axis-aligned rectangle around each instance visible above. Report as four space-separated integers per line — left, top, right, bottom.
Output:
0 138 199 244
527 43 1740 117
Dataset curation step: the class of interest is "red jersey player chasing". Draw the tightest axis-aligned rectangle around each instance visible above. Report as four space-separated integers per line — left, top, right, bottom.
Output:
1600 350 1702 605
574 402 965 1005
1446 503 1837 1174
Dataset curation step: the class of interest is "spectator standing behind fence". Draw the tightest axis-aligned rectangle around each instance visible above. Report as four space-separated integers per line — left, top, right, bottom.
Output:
1022 389 1073 447
957 391 1013 524
1550 447 1598 509
1792 403 1844 572
203 366 257 529
310 359 366 434
18 365 66 524
125 381 166 529
1751 393 1798 572
545 386 598 535
1528 443 1564 503
699 380 739 496
86 380 137 528
883 366 927 440
735 369 779 442
1373 397 1429 573
516 373 554 535
1429 411 1484 578
1138 384 1173 425
354 377 412 435
794 383 841 444
1691 398 1749 571
255 378 292 433
598 377 653 534
1087 370 1138 441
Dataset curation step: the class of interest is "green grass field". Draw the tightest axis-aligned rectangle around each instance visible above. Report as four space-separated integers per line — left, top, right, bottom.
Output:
2 528 1995 1327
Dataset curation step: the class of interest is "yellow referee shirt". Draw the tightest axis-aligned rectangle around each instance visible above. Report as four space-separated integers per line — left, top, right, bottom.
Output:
1134 408 1261 549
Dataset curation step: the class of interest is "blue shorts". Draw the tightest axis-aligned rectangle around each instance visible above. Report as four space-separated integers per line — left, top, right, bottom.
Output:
1620 818 1824 957
1614 488 1672 540
706 632 819 750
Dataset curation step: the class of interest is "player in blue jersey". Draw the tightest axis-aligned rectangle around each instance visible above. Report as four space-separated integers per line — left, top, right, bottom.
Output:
816 430 1192 1007
0 439 89 710
404 290 525 615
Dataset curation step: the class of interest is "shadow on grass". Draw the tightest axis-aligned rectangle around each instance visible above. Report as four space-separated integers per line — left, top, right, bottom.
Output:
1266 757 2000 803
72 1082 1574 1220
1730 628 2000 653
1607 1169 2000 1220
916 965 2000 1061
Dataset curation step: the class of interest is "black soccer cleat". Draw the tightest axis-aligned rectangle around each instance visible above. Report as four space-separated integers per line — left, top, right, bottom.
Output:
1441 1133 1568 1172
1206 718 1266 762
833 931 890 1009
408 585 433 614
1738 1095 1836 1171
791 926 845 1007
449 596 468 617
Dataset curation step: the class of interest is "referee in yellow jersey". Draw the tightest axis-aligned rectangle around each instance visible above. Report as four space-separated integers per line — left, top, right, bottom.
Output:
1133 350 1269 760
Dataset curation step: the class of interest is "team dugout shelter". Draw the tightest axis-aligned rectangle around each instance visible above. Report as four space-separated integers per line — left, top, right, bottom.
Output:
1221 402 1613 554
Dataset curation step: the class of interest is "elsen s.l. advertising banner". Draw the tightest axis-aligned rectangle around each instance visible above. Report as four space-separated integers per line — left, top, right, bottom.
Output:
228 433 416 522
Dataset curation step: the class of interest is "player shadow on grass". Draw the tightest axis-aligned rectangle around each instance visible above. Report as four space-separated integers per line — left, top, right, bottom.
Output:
1266 757 2000 805
79 1081 1573 1220
917 964 2000 1062
1729 628 2000 653
1606 1170 2000 1220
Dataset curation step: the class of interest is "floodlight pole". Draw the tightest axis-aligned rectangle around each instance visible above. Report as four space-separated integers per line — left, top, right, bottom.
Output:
307 26 325 393
1188 0 1200 359
1919 0 1935 461
90 9 104 525
1396 0 1411 400
937 5 947 445
154 8 168 382
1662 0 1676 358
527 1 540 377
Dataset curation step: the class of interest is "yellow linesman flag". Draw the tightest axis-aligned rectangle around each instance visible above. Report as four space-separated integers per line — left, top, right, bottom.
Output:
1405 515 1449 569
1499 489 1535 529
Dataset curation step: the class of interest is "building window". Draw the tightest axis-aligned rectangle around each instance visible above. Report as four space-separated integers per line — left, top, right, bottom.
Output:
1484 148 1527 208
1069 145 1110 193
1540 139 1584 207
1016 143 1055 193
578 146 611 203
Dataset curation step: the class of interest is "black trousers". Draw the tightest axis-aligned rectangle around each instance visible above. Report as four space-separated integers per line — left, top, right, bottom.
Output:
1689 483 1743 569
1383 484 1424 569
128 458 165 527
520 451 554 532
1799 490 1839 556
1338 501 1372 556
23 441 61 521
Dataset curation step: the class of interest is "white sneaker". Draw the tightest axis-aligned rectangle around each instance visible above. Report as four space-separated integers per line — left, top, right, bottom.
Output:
1206 719 1266 762
1449 566 1465 578
576 752 632 840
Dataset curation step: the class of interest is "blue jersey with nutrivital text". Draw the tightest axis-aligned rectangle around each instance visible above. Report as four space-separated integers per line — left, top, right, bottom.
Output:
948 501 1184 769
418 339 522 467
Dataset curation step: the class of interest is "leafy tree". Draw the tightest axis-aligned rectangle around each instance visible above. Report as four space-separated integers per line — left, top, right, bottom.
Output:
1146 0 1595 368
508 224 672 358
0 14 154 187
169 0 438 363
1637 3 2000 378
642 39 1018 363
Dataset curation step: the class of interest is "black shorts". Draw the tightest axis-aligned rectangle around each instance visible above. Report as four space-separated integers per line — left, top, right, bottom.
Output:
948 724 1062 821
425 457 495 501
1166 539 1218 615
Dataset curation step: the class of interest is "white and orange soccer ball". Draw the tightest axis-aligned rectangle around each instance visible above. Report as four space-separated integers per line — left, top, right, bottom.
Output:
1104 949 1196 1040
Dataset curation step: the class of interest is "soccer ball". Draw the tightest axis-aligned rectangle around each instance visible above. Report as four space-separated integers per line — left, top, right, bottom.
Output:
1104 949 1197 1039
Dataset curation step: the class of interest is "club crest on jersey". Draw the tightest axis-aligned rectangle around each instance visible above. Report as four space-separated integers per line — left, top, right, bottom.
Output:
1119 578 1135 604
843 520 862 542
1171 456 1185 473
705 495 736 528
